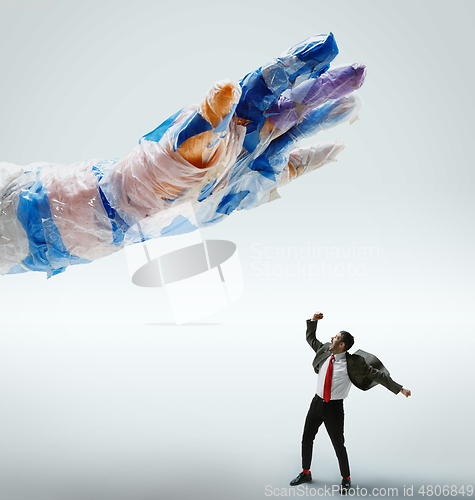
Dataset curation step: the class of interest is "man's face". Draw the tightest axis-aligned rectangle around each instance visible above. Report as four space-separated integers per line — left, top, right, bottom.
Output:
330 332 345 354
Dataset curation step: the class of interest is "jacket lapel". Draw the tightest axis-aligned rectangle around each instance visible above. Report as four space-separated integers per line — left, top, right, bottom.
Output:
312 343 332 373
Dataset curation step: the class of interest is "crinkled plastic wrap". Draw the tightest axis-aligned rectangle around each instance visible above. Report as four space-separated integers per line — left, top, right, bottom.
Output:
0 33 366 277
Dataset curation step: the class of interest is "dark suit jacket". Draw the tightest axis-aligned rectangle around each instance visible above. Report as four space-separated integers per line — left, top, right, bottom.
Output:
306 320 402 395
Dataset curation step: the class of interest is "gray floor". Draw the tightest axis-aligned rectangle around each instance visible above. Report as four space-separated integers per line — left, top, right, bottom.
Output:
0 322 471 500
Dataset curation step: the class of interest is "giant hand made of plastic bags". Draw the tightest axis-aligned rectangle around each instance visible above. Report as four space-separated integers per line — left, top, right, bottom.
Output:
0 33 365 277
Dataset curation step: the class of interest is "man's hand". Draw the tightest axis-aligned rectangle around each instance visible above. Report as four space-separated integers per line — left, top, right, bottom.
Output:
313 312 324 321
400 388 411 398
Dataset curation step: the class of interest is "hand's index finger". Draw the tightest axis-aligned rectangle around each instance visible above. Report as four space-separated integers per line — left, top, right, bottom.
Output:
236 33 339 154
261 33 339 95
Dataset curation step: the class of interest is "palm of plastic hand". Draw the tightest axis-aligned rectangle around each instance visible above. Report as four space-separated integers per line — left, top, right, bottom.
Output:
0 33 365 277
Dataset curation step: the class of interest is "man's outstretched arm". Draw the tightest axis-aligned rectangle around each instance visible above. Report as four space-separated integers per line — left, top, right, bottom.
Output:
306 312 325 352
360 359 411 396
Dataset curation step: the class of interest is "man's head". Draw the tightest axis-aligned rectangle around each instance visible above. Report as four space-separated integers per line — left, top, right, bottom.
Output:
329 330 354 354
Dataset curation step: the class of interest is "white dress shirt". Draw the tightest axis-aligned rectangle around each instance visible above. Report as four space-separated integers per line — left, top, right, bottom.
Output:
316 351 352 400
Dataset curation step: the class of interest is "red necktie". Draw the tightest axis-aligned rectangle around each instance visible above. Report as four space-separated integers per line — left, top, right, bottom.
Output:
323 355 335 402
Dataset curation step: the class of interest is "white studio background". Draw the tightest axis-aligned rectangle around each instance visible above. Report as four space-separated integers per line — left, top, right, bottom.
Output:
1 1 474 499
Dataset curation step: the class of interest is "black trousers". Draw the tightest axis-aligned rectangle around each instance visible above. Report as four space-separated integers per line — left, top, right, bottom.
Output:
301 394 350 478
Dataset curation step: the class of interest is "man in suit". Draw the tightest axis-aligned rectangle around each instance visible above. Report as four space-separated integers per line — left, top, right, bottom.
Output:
290 312 411 494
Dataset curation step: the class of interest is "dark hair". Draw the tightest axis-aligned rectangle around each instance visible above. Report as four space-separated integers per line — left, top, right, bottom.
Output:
339 331 354 351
